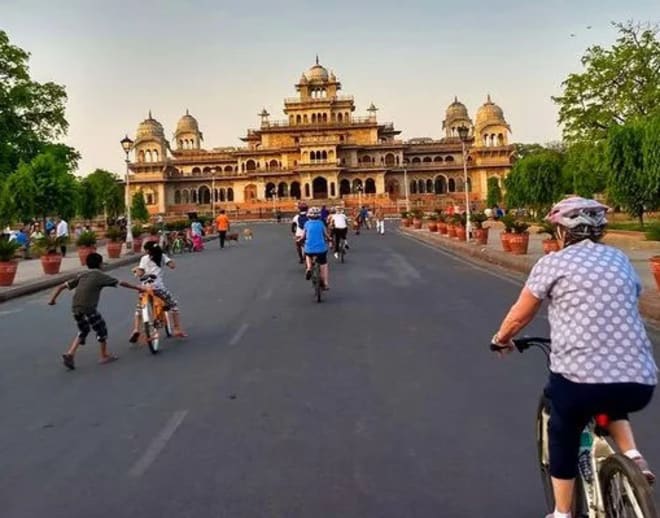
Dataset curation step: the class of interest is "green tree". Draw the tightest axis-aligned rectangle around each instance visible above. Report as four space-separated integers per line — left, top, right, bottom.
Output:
86 169 124 221
131 190 149 222
0 167 36 225
505 150 563 214
607 121 656 226
641 113 660 203
486 176 502 207
553 21 660 143
77 178 97 222
0 30 70 178
562 140 608 197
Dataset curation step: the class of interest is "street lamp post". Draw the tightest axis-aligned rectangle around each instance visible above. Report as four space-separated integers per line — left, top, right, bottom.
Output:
457 125 471 243
356 184 363 207
403 168 410 213
269 188 277 218
120 135 134 251
212 168 217 217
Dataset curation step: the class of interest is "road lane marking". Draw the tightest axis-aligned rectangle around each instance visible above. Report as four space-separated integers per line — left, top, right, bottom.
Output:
229 323 249 346
0 308 23 317
129 410 188 478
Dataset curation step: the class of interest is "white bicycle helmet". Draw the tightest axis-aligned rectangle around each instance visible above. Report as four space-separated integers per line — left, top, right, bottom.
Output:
546 197 609 240
308 206 321 218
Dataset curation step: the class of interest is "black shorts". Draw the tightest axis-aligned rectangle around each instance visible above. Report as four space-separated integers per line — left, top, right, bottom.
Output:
305 252 328 265
73 309 108 344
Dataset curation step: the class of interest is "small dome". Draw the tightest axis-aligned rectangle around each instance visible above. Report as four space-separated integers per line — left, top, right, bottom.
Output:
329 71 337 82
475 94 506 127
305 56 329 82
136 111 164 139
175 109 199 135
299 73 309 84
445 96 469 120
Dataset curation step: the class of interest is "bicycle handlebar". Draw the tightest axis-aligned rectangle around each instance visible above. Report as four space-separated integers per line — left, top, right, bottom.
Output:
490 336 551 353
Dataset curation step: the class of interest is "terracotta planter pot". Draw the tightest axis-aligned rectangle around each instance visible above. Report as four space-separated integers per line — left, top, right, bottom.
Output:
0 260 18 286
107 241 123 259
508 232 530 255
650 256 660 290
500 232 512 252
402 218 412 227
412 218 423 229
447 224 457 238
77 246 97 266
437 222 448 234
474 227 489 245
542 239 560 254
427 222 438 232
132 237 143 254
455 226 467 241
41 254 62 275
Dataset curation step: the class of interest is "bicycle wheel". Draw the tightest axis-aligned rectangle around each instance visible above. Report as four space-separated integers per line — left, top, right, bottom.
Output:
312 263 321 303
536 395 588 516
163 311 172 337
142 302 159 354
600 454 657 518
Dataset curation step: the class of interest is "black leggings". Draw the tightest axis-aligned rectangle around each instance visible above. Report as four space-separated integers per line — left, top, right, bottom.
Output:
547 372 654 479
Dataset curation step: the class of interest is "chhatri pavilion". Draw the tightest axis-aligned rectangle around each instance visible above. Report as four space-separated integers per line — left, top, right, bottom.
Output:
126 59 514 215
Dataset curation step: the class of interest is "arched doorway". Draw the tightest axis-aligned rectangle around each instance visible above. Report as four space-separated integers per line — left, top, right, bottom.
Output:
290 182 301 199
352 178 363 193
265 182 276 198
199 186 211 204
244 184 257 201
434 176 447 194
386 179 399 198
277 182 288 197
339 179 351 197
312 177 328 199
227 188 234 202
365 178 376 194
245 160 257 171
385 153 395 166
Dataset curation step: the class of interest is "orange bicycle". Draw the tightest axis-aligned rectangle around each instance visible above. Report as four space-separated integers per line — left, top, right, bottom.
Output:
137 275 172 354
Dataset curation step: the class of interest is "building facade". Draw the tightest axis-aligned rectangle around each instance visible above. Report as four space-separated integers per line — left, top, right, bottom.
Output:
127 60 514 215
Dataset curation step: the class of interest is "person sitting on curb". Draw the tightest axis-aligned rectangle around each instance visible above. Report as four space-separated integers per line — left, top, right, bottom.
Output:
48 252 147 370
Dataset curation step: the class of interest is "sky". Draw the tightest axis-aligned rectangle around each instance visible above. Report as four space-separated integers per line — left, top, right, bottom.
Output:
2 0 659 177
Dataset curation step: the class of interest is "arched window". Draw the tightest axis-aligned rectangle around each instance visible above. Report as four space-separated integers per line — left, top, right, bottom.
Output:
322 113 327 123
312 113 317 123
243 185 256 201
138 150 145 162
434 156 443 163
498 133 505 145
245 160 256 171
224 165 233 172
153 150 159 161
412 157 421 164
219 188 226 202
448 178 456 192
423 157 432 163
277 182 288 197
227 187 234 202
265 182 276 198
445 156 455 163
418 179 425 194
321 150 327 160
303 115 308 124
191 189 198 203
339 179 351 196
352 178 363 192
192 167 201 175
182 190 190 204
269 159 279 169
290 181 301 199
434 176 447 194
199 186 211 204
410 181 417 194
174 190 181 204
179 140 183 149
385 153 395 166
304 183 310 198
146 150 152 162
365 178 376 194
296 115 302 124
330 182 336 197
426 179 433 193
338 113 343 123
203 167 211 174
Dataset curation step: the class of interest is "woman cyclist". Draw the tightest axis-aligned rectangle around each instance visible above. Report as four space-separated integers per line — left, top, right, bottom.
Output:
492 197 657 518
129 242 187 340
299 206 330 290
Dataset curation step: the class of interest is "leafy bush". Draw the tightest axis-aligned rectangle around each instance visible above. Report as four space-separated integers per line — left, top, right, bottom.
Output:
75 230 97 247
471 212 487 229
0 239 20 261
501 214 515 233
645 221 660 241
512 220 530 234
105 226 125 243
536 220 558 239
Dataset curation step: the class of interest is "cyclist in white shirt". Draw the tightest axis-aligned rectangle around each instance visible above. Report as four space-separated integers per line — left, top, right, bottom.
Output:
291 203 308 264
329 207 349 259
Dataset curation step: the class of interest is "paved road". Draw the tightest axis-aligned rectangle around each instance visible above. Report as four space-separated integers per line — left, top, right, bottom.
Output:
1 223 658 518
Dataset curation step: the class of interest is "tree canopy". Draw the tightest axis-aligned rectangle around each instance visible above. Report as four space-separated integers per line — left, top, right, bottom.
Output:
86 169 124 220
131 190 149 223
553 21 660 143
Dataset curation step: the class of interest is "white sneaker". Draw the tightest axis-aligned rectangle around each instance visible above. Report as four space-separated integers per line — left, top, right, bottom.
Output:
334 252 339 259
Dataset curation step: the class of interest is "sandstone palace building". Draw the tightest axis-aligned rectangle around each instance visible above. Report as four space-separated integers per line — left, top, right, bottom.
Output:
126 59 514 216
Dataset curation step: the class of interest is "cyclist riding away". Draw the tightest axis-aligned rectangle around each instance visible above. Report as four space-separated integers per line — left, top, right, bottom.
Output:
299 206 330 290
491 197 657 518
329 207 349 260
130 242 187 340
291 202 308 264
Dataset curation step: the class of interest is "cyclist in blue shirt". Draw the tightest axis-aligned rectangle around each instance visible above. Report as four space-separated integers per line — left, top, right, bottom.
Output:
300 207 330 290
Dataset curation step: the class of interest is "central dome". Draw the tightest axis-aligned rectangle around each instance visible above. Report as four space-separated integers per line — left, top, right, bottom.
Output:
476 95 506 126
305 57 329 82
445 97 469 120
176 109 199 134
136 111 164 139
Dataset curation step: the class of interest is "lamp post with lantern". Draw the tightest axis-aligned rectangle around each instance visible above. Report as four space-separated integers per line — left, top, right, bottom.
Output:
457 125 471 243
120 135 134 250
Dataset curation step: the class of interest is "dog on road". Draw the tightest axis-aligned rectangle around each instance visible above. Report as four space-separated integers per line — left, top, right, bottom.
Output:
243 228 253 240
226 232 239 244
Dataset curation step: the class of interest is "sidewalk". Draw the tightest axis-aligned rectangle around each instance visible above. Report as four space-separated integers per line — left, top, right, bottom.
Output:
0 244 141 303
400 223 660 326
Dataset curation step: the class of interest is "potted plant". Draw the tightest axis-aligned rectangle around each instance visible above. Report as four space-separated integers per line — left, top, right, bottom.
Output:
509 220 530 255
132 224 144 253
436 213 448 234
75 230 97 266
34 234 65 274
454 214 467 241
650 256 660 291
105 226 125 259
472 213 489 245
446 214 457 238
0 239 20 286
412 209 423 229
500 214 515 252
427 213 438 232
400 211 411 227
537 220 560 254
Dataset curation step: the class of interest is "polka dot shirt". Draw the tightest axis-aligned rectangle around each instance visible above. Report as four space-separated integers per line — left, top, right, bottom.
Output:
525 240 657 385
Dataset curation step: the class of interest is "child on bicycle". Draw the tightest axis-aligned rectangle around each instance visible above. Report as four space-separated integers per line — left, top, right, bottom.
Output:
129 242 187 340
48 252 147 370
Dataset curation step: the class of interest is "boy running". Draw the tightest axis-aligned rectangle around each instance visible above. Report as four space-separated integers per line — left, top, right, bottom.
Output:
49 252 146 370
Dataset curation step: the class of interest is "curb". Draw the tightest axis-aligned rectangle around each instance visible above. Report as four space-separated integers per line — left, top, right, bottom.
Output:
400 227 660 328
0 254 142 304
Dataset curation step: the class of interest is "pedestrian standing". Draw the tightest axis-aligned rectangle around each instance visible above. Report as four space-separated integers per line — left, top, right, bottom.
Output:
375 207 385 235
48 252 146 370
215 210 230 249
56 216 69 256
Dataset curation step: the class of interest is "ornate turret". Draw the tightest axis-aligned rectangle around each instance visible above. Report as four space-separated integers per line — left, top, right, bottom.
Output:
174 109 203 151
442 97 473 138
134 111 168 163
474 95 510 147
